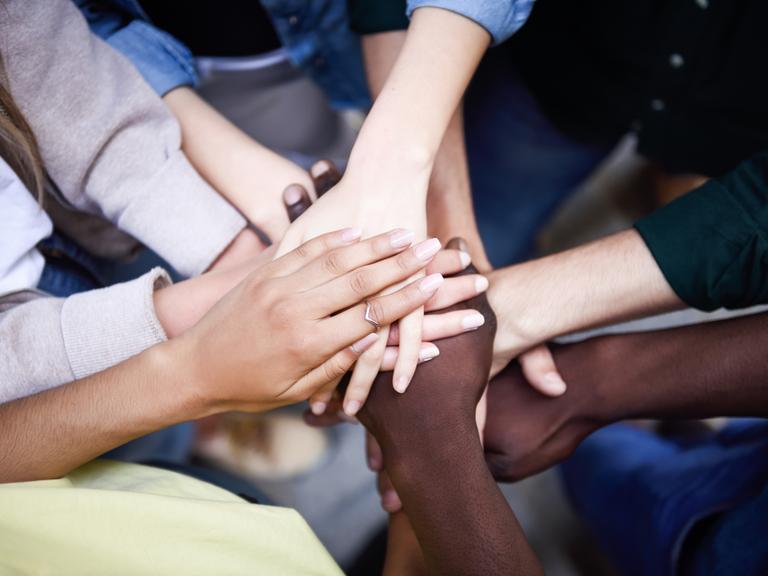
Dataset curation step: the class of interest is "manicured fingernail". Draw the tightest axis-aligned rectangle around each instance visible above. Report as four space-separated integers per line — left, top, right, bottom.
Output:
341 227 363 243
461 312 485 330
394 375 410 393
382 491 401 512
283 184 304 205
459 251 472 269
419 273 444 294
475 275 489 293
413 238 441 262
310 160 331 177
368 456 380 470
389 228 415 248
344 400 362 416
543 373 567 395
419 343 440 362
310 401 327 415
351 333 379 354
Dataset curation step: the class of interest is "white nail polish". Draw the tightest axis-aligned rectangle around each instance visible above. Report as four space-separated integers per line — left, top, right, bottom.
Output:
389 229 415 248
419 273 444 294
475 276 489 293
461 313 485 330
459 251 472 268
310 402 327 416
394 376 410 393
345 400 362 416
419 344 440 362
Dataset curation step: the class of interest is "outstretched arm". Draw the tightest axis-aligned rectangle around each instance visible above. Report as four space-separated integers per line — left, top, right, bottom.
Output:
357 259 542 576
484 310 768 482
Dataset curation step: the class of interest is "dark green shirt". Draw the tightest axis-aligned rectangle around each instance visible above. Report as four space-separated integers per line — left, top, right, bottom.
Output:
347 0 408 34
636 152 768 311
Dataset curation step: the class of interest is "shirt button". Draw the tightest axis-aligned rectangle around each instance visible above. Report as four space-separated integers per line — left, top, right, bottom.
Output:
669 53 685 68
650 99 666 112
695 0 709 8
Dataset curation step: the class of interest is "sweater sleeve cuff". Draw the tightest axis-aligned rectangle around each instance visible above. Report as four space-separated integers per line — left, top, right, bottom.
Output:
406 0 534 45
116 151 246 277
60 268 171 379
635 179 768 311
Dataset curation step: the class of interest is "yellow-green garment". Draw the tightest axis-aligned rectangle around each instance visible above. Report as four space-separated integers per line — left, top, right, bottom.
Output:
0 460 343 575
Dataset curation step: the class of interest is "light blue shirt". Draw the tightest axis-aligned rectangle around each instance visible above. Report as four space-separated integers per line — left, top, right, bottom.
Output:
406 0 535 45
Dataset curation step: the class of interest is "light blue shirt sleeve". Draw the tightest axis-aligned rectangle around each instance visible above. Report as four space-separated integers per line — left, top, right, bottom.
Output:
406 0 535 45
76 0 198 96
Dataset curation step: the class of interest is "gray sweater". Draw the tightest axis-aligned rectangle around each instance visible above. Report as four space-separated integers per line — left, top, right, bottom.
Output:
0 0 246 402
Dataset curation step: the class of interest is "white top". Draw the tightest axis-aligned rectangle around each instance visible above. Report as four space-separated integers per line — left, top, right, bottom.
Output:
0 156 52 295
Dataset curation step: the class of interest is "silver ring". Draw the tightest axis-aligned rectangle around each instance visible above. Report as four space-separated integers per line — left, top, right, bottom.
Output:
364 301 381 329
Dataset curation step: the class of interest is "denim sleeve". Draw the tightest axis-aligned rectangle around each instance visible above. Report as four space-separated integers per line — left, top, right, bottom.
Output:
76 1 197 96
406 0 535 44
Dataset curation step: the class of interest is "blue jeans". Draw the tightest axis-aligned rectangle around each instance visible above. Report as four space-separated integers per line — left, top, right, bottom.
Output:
464 45 617 267
38 231 194 464
561 421 768 576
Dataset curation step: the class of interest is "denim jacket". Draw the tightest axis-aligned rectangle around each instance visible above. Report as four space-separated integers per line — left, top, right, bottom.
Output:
76 0 370 109
407 0 535 45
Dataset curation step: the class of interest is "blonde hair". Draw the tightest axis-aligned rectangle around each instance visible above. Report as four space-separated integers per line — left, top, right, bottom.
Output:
0 62 45 202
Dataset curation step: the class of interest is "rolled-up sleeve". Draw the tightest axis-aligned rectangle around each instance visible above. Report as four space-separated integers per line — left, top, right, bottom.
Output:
635 151 768 311
406 0 535 44
76 0 198 96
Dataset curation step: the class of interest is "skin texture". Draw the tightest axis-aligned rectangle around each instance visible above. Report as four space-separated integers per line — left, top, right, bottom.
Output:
484 311 768 482
277 7 492 411
163 86 313 244
362 31 491 272
355 255 543 576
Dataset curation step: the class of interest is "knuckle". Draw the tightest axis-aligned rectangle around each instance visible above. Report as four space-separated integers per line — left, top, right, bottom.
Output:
349 270 371 297
322 250 345 276
395 250 416 272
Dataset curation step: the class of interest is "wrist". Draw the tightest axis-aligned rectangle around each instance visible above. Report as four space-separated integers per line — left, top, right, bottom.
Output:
141 339 220 422
382 416 478 478
487 268 555 360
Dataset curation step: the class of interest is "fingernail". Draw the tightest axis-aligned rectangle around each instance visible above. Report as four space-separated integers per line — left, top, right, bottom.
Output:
389 228 415 249
459 251 472 269
461 312 485 331
382 491 401 512
419 343 440 362
350 333 379 354
310 160 331 178
543 373 567 395
475 275 489 293
337 410 359 424
344 400 362 416
310 402 327 415
341 227 363 243
283 184 304 206
394 375 410 393
413 238 441 261
368 456 380 470
419 273 444 294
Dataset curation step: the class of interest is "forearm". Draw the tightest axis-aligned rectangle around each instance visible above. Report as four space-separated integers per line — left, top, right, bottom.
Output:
563 311 768 423
383 513 429 576
490 229 684 358
349 9 489 187
362 31 490 269
163 87 312 240
385 421 541 576
0 341 209 483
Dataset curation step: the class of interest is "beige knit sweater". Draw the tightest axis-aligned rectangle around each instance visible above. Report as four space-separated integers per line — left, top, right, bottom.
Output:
0 0 246 402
